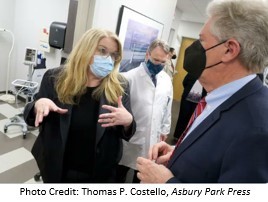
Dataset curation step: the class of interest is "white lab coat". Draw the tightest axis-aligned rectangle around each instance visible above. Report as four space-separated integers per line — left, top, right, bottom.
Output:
119 63 173 169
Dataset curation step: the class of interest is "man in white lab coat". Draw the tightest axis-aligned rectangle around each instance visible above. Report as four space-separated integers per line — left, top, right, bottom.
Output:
116 39 173 183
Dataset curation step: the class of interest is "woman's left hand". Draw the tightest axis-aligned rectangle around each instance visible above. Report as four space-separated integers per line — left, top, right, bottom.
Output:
98 96 133 128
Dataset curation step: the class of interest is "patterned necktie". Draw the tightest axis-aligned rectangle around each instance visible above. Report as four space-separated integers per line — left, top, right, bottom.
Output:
151 74 157 86
175 97 207 147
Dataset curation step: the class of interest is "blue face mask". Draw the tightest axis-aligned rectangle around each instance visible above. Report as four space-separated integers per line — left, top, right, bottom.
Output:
90 55 114 78
146 59 164 75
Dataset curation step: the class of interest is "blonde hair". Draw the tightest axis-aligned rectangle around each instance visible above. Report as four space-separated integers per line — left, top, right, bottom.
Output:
56 28 125 105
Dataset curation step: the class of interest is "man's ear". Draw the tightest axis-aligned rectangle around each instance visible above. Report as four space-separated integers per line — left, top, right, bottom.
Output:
222 39 240 62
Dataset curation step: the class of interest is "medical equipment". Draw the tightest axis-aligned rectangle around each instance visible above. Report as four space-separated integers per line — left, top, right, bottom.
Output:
24 47 37 65
3 47 39 138
0 28 15 103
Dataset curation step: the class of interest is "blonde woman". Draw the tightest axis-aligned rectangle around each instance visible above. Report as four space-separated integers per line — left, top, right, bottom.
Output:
24 28 136 183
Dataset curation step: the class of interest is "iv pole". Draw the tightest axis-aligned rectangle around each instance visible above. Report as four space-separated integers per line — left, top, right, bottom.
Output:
0 28 15 103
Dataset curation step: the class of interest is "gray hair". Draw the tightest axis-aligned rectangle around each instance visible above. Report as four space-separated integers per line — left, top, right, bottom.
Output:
147 39 170 54
207 0 268 73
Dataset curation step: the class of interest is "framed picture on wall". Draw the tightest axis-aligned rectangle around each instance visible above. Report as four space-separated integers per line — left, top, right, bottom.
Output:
116 5 164 72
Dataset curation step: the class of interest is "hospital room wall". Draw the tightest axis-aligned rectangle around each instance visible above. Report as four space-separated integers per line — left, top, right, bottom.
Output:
0 0 177 93
0 0 69 92
0 0 15 92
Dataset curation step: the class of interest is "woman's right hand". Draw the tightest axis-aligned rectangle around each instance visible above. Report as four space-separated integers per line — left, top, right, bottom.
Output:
148 141 174 165
34 98 68 127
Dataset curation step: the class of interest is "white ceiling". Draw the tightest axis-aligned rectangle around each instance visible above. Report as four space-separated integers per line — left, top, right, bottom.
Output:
176 0 212 23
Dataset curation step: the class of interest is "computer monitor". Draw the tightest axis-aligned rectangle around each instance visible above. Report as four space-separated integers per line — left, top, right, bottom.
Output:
24 47 37 65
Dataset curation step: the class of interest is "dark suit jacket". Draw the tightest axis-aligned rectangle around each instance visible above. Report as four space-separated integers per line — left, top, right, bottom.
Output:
24 67 136 183
168 77 268 183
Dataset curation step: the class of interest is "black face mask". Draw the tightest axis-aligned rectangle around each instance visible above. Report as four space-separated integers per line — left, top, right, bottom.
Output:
183 40 226 79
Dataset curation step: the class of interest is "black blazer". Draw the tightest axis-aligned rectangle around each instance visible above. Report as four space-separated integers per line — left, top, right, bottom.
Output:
168 77 268 183
174 74 206 138
24 67 136 182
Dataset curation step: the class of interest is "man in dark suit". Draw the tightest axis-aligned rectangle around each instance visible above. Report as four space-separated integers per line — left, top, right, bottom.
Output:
136 0 268 183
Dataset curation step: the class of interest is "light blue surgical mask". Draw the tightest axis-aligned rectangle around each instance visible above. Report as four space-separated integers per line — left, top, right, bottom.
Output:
90 55 114 78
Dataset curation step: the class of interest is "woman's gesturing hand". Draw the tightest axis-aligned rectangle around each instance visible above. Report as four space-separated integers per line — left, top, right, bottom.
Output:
34 98 68 127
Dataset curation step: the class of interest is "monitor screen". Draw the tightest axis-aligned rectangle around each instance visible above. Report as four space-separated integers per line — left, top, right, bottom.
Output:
24 48 37 65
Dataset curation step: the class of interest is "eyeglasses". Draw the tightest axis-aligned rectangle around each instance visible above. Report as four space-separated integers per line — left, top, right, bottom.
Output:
96 45 121 61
